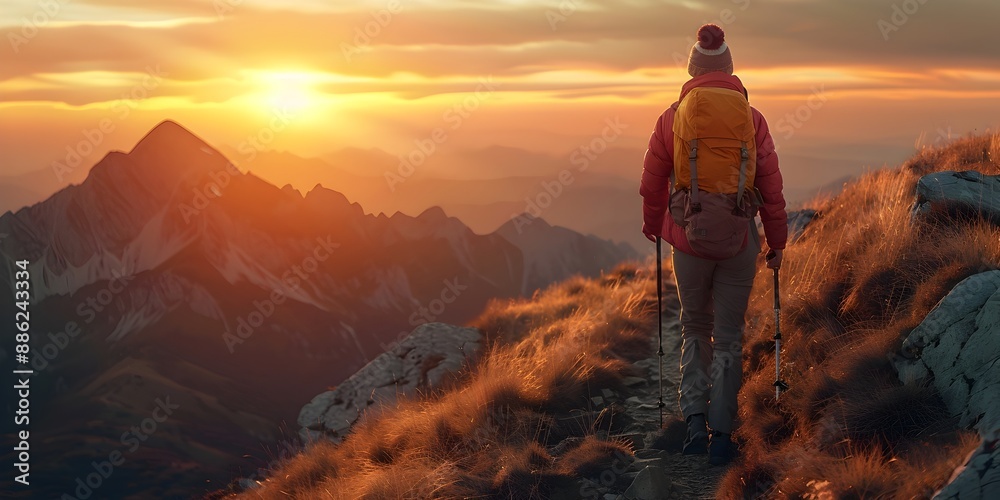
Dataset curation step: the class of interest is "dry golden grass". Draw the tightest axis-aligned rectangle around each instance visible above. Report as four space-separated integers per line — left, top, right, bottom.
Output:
720 133 1000 498
223 263 656 499
221 134 1000 499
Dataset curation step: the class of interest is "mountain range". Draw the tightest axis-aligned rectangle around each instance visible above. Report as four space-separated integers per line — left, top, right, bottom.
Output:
0 120 635 498
1 138 850 254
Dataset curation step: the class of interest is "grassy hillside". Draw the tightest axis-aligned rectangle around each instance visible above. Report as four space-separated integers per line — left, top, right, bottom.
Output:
722 133 1000 498
214 266 657 498
216 133 1000 499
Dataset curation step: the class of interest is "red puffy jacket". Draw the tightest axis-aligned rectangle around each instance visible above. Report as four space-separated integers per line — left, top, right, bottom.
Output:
640 72 788 257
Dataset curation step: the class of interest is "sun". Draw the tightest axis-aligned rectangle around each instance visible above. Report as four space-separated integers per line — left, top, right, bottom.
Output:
247 70 332 118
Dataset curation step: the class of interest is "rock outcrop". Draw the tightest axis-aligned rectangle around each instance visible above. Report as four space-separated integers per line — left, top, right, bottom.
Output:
787 209 819 242
935 438 1000 499
754 208 819 244
913 170 1000 225
298 322 482 442
894 270 1000 499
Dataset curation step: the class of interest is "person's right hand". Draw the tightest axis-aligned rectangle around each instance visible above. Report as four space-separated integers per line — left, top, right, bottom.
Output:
766 248 783 269
642 222 659 243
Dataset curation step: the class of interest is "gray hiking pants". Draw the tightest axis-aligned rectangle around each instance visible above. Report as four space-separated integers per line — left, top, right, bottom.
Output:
671 230 760 434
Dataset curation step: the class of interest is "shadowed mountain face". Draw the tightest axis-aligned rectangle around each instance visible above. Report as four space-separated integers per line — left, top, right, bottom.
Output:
0 121 634 499
498 214 639 295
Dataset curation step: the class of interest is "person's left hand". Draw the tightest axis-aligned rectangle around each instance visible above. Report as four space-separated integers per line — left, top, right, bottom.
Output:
642 223 659 243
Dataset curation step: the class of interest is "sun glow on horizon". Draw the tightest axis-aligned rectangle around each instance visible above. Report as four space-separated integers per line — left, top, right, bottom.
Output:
242 70 340 121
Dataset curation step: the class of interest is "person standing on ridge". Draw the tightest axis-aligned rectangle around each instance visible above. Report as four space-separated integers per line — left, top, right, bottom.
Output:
639 23 788 466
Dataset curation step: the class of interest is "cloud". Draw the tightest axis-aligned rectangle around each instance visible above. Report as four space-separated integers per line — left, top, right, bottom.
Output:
3 0 1000 183
5 0 999 83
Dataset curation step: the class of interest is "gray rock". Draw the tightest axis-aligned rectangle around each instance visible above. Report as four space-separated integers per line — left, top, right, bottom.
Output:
548 477 594 500
913 170 1000 225
629 457 665 473
934 439 1000 499
894 271 1000 497
237 477 259 491
754 208 818 243
623 465 672 500
613 432 645 450
895 271 1000 432
622 377 648 388
297 322 482 440
633 449 670 461
787 209 819 242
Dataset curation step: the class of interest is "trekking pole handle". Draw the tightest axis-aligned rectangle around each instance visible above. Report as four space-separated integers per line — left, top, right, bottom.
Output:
766 251 780 310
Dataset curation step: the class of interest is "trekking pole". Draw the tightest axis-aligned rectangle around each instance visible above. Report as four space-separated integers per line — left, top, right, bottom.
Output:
768 251 789 401
656 237 665 427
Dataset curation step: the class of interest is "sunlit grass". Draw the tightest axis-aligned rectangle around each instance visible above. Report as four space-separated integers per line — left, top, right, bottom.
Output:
720 132 1000 498
220 264 654 499
216 133 1000 499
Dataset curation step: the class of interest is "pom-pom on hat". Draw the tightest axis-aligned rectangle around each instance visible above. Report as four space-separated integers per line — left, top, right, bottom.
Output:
687 24 734 77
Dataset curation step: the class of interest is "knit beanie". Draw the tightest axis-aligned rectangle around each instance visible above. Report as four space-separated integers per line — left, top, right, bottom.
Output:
687 24 733 77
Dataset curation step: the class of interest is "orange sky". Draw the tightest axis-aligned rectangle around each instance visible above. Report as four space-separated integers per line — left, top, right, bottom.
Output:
2 0 1000 193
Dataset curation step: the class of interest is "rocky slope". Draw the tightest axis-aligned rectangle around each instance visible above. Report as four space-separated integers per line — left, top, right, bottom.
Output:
896 270 1000 498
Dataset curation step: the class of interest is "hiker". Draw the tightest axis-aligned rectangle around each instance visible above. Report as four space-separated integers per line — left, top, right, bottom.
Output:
639 24 788 466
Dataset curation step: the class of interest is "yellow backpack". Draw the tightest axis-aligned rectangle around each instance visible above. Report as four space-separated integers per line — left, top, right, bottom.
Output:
669 86 759 259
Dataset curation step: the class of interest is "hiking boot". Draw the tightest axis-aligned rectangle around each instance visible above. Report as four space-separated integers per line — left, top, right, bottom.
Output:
709 432 733 466
682 413 708 455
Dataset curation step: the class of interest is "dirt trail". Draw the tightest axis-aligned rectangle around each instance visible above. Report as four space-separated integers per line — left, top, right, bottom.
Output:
618 280 727 499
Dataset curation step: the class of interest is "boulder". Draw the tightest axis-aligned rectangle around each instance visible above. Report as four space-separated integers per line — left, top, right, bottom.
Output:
895 271 1000 433
934 438 1000 500
623 465 672 500
787 209 819 242
913 170 1000 224
298 322 482 441
754 208 819 244
893 271 1000 498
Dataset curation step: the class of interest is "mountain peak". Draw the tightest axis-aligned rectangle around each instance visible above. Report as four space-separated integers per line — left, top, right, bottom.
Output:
130 120 216 158
417 206 449 222
499 213 551 234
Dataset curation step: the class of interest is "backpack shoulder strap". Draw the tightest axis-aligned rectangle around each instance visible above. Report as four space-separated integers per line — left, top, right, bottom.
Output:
689 139 700 208
737 141 749 202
